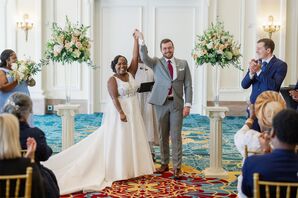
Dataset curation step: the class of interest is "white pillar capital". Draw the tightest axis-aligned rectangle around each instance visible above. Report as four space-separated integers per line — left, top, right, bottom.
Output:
206 106 229 119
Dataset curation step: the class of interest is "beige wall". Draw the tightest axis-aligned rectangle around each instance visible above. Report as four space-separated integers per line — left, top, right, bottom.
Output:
0 0 297 114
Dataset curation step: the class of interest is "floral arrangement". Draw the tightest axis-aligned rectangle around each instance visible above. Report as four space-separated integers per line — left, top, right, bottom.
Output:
192 21 242 70
43 17 93 66
8 59 41 85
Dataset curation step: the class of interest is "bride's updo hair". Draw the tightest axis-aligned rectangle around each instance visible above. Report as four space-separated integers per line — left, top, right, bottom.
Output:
111 55 127 73
2 92 32 120
0 49 15 68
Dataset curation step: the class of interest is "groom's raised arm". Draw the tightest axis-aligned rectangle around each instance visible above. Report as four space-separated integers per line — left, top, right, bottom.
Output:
138 33 158 68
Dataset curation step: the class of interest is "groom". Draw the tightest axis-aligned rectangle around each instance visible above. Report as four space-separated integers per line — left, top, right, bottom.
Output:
138 32 193 178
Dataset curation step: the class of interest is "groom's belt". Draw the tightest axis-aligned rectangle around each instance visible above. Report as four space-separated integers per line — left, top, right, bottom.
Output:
167 96 174 100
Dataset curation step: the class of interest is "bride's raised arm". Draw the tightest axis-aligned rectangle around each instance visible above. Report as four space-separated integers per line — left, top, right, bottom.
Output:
127 29 139 77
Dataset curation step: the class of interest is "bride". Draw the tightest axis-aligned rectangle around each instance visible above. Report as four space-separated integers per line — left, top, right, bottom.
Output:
44 30 155 195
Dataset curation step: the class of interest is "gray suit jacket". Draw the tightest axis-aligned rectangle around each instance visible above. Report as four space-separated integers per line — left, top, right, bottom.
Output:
140 45 193 108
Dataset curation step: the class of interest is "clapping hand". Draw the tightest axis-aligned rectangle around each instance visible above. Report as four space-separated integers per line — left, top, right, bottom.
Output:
289 89 298 102
25 137 37 160
249 59 261 75
258 132 272 153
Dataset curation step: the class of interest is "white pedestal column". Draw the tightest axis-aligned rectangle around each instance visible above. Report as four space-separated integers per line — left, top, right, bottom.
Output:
203 106 229 178
54 104 80 150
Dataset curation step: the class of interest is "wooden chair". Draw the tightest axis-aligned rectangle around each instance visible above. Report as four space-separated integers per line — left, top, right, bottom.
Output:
0 167 32 198
253 173 298 198
20 150 35 163
244 145 298 158
244 145 263 158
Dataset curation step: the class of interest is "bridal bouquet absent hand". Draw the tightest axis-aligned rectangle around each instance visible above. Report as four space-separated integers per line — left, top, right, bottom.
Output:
43 16 93 66
192 21 242 70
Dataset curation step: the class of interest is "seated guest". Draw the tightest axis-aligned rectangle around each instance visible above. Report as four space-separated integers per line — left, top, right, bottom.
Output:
234 91 286 198
289 81 298 110
235 91 286 157
3 92 59 198
242 109 298 197
0 113 45 198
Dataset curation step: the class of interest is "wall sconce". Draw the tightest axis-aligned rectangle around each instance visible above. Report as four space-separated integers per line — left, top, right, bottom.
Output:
17 14 33 42
262 15 280 39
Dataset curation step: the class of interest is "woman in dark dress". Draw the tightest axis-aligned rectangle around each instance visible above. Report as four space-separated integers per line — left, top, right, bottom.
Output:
3 92 60 198
0 113 45 198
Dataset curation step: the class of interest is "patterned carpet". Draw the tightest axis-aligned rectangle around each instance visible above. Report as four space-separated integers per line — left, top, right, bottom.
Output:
34 114 245 197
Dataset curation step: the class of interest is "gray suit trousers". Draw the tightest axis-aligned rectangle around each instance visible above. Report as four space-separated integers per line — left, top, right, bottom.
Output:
155 99 183 169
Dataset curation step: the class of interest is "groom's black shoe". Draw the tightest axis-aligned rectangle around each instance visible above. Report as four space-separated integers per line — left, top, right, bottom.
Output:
156 164 169 173
173 168 182 179
152 153 156 162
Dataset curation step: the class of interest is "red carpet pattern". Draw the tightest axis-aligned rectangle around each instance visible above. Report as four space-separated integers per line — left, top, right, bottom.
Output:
60 171 237 198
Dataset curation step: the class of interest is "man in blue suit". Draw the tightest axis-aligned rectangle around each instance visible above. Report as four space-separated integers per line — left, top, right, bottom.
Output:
241 38 287 131
241 109 298 197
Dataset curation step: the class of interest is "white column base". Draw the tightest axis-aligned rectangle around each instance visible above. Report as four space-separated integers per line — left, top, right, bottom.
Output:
54 104 80 150
203 167 228 178
203 106 229 178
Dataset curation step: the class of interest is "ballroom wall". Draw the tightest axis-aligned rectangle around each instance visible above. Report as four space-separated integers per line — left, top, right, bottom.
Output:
0 0 297 115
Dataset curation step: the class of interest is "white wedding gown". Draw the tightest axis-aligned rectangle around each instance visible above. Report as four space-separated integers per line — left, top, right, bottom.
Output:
44 72 155 195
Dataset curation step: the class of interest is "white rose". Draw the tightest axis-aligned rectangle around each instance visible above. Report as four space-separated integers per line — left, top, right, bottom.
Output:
73 30 81 37
18 72 25 81
206 42 214 49
19 64 27 73
73 49 81 58
11 63 18 70
233 48 240 56
54 44 64 54
216 49 223 54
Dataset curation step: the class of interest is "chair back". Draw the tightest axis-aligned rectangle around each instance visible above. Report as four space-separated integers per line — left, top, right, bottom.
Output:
253 173 298 198
0 167 32 198
244 145 263 158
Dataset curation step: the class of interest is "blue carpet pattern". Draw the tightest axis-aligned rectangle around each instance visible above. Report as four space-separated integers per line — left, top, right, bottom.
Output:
34 114 245 173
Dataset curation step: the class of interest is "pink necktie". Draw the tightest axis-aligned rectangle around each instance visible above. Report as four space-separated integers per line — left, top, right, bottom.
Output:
167 60 173 95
